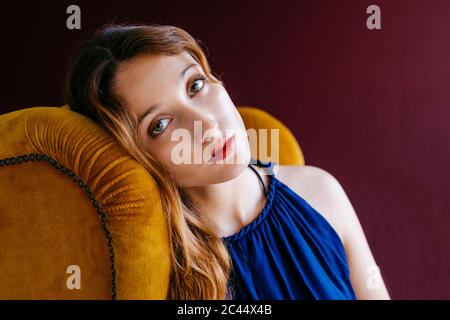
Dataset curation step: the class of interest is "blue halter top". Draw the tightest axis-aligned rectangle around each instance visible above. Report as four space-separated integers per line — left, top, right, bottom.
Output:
221 159 357 300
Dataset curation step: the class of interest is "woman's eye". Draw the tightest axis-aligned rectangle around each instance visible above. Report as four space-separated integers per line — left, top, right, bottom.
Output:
149 118 171 137
190 75 208 96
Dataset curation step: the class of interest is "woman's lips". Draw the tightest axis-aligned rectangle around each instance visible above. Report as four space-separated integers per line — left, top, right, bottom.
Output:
210 134 235 161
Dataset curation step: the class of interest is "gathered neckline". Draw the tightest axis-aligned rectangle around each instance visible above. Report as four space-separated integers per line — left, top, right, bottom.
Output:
221 170 278 243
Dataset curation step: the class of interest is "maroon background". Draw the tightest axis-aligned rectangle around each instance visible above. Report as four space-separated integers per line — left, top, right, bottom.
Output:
1 0 449 299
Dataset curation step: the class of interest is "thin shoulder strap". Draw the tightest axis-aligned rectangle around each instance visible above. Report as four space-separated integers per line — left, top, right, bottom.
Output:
248 158 275 196
248 164 268 196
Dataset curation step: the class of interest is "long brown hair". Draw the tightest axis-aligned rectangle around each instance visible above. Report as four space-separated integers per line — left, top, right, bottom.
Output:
64 23 233 299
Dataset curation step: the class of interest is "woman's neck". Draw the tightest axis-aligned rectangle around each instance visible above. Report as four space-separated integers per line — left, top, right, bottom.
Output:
183 165 268 238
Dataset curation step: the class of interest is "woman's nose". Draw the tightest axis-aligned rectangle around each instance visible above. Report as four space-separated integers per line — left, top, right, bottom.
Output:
185 108 220 143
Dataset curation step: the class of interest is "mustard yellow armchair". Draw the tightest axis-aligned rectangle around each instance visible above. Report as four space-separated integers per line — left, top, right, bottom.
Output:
0 105 303 299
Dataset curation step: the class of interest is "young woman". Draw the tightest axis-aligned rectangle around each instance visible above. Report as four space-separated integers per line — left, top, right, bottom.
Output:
64 23 390 300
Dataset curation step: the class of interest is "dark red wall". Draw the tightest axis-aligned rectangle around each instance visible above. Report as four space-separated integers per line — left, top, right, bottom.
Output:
1 0 448 299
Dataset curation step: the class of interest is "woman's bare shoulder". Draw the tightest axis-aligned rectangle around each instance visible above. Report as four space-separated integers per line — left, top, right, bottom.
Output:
275 164 329 187
275 164 347 244
275 164 342 196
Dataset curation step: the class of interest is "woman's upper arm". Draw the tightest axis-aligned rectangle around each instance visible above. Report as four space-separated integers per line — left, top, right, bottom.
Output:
318 167 391 299
295 165 391 300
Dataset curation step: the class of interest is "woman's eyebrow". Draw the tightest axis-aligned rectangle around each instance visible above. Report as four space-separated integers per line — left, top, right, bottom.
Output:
138 62 199 124
138 104 160 124
179 62 199 82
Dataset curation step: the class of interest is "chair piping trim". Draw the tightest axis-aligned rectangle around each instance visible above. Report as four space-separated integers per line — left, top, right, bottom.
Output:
0 153 117 300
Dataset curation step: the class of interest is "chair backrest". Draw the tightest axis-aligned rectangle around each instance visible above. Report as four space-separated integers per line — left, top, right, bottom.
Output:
0 105 303 299
0 106 170 299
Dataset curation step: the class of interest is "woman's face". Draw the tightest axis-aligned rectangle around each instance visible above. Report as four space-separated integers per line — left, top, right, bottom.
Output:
113 51 251 187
